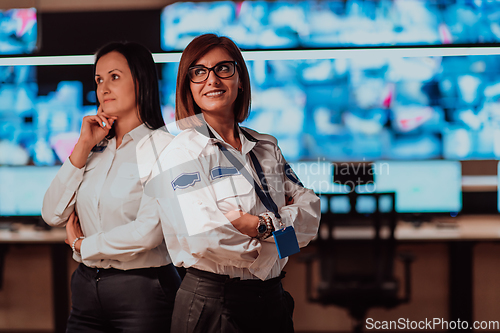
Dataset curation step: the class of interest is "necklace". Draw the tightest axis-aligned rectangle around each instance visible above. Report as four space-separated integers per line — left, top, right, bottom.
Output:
236 138 242 152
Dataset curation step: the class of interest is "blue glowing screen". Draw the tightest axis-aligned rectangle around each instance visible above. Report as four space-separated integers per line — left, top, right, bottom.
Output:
373 160 462 213
161 0 500 51
162 53 500 162
0 8 37 55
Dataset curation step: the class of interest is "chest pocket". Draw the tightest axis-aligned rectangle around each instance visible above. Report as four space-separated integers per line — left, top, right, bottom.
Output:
211 175 255 214
110 162 141 199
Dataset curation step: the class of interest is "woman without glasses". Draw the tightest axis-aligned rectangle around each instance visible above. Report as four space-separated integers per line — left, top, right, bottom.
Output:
149 34 320 333
42 42 180 332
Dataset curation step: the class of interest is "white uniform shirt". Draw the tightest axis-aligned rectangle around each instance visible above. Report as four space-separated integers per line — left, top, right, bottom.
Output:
42 124 174 270
146 124 320 280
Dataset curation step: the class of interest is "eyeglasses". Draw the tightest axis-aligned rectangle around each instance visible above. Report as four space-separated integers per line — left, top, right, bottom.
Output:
188 61 237 83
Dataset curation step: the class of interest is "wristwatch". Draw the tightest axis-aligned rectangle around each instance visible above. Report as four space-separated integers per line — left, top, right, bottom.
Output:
256 216 268 240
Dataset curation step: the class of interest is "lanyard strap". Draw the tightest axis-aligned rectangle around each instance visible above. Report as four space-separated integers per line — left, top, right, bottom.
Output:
216 143 281 219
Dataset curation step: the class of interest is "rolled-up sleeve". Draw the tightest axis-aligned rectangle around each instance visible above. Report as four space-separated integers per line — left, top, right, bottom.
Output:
275 148 320 247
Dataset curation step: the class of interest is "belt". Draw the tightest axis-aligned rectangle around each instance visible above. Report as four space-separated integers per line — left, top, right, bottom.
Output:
186 267 285 286
183 268 286 300
78 263 172 279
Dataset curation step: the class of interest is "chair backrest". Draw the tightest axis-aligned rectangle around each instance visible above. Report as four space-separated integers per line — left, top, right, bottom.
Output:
316 192 397 287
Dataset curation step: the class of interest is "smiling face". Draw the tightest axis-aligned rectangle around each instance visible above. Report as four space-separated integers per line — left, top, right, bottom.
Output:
95 51 138 120
189 47 241 120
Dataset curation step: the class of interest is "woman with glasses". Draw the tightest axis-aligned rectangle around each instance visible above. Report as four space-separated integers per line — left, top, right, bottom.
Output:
147 34 320 333
42 42 181 332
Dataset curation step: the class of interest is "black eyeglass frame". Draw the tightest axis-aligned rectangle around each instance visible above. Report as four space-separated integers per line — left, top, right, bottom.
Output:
188 61 238 83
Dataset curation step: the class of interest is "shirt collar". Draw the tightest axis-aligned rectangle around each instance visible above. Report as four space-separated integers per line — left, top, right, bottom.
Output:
196 121 257 154
123 123 153 144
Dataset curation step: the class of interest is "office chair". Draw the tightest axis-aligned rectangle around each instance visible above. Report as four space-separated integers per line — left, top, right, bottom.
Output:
301 192 414 333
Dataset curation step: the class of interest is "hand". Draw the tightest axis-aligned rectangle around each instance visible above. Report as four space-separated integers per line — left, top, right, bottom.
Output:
79 106 117 148
65 211 84 253
286 195 294 205
228 211 259 237
70 106 117 168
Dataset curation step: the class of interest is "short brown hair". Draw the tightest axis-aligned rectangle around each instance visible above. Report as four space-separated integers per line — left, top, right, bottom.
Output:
175 34 251 129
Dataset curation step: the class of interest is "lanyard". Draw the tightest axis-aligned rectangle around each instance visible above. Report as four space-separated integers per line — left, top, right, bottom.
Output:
216 143 281 219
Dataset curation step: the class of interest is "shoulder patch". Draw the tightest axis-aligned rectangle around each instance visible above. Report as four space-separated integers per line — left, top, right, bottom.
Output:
284 163 304 187
210 166 241 180
171 172 201 190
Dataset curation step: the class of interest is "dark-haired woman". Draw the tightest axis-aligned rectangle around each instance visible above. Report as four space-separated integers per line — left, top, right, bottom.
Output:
149 34 320 333
42 42 180 332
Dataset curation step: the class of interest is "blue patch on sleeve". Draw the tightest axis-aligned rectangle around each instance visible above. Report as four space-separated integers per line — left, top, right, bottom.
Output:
210 166 241 180
171 172 201 190
284 163 304 187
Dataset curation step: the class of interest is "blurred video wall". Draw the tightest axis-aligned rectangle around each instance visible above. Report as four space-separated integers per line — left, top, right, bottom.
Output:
161 0 500 50
3 0 500 216
162 54 500 161
2 1 500 168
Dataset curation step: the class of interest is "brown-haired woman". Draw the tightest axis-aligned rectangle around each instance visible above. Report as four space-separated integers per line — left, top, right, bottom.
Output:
42 42 181 332
149 34 320 333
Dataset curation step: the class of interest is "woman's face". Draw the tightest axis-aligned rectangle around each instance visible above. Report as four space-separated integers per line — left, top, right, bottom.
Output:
189 47 241 119
95 51 137 119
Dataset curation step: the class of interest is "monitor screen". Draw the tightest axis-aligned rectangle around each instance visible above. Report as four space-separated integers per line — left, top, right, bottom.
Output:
373 160 462 213
0 8 37 55
288 161 345 194
0 166 60 216
161 0 500 51
162 52 500 161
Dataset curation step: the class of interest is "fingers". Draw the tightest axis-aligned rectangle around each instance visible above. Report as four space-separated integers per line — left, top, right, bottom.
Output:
101 112 117 124
83 115 109 131
95 113 112 129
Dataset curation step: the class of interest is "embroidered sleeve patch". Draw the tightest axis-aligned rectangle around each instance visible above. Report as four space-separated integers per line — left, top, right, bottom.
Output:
284 163 304 187
210 166 241 180
171 172 201 190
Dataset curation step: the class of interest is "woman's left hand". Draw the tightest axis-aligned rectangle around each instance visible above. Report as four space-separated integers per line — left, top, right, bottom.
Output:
65 211 84 252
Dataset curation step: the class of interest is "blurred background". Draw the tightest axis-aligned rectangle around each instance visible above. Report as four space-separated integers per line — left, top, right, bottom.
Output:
2 0 500 332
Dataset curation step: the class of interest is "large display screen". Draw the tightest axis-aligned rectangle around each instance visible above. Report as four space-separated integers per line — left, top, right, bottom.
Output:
0 8 37 55
0 166 60 216
0 65 95 167
161 0 500 51
373 160 462 213
162 53 500 162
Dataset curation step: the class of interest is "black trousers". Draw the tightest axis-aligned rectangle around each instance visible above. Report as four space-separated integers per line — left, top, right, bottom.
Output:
66 263 181 333
171 268 295 333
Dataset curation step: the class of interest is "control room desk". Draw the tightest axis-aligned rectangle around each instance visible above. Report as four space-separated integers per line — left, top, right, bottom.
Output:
0 225 68 333
334 215 500 332
1 216 498 332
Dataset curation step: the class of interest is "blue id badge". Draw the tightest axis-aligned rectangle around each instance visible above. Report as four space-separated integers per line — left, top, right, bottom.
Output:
273 226 300 259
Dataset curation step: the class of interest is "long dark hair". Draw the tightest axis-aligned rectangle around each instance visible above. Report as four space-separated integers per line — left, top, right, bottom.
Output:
94 41 164 138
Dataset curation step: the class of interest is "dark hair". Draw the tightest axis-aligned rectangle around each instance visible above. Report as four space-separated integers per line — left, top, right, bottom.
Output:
175 34 251 129
94 41 165 138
